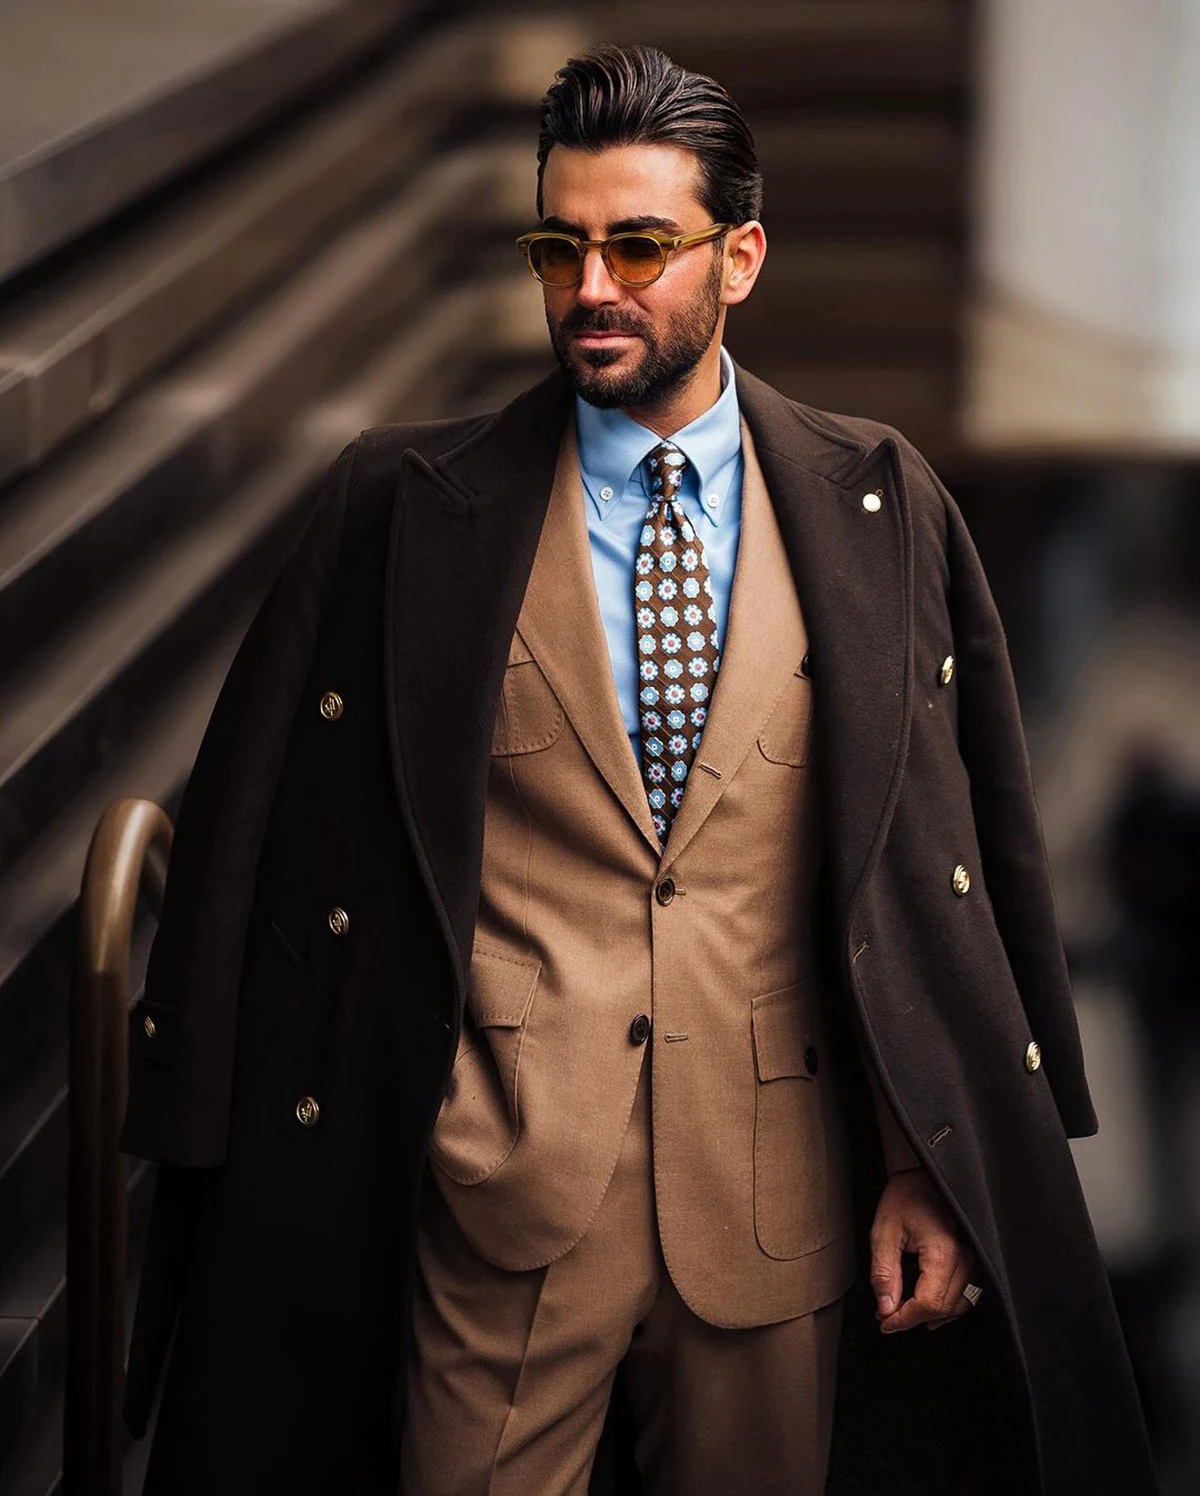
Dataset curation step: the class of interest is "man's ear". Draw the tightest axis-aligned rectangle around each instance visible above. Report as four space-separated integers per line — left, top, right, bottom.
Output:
722 222 767 307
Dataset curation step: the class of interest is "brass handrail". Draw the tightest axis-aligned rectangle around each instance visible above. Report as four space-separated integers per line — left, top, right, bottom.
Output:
67 798 173 1496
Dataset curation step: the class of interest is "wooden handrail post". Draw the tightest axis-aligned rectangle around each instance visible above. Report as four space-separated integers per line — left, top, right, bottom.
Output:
66 798 173 1496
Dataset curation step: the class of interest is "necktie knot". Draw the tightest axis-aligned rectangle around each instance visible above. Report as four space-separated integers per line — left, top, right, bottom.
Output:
646 442 688 504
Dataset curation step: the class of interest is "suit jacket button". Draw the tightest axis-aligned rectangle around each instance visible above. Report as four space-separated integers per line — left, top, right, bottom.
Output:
296 1096 320 1127
629 1014 652 1046
328 906 350 936
655 878 676 906
142 1015 157 1040
940 655 955 686
799 651 812 679
1025 1041 1042 1073
952 864 971 896
319 691 344 721
804 1044 819 1075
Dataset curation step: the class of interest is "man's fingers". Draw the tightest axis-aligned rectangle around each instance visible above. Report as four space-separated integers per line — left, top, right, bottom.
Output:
880 1241 959 1332
868 1215 905 1318
927 1254 979 1330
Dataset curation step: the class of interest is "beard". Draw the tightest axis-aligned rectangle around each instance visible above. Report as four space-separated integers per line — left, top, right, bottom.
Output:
546 252 723 409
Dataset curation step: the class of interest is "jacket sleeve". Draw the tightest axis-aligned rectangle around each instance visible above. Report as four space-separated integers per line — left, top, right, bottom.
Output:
935 466 1099 1139
120 438 359 1167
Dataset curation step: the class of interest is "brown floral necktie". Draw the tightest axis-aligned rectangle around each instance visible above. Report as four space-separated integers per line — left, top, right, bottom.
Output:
634 441 723 844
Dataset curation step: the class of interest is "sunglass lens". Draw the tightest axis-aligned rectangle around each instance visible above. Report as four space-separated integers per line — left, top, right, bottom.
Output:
609 237 664 284
529 237 582 285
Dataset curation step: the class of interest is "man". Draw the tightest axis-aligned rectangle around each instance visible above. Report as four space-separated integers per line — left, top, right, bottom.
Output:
122 43 1157 1496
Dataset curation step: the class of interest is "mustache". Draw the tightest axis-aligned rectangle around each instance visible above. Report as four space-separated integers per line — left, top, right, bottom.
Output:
560 308 647 337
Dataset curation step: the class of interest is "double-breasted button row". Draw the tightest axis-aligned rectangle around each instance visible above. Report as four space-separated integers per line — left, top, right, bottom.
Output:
328 906 350 937
319 690 344 721
296 1095 320 1127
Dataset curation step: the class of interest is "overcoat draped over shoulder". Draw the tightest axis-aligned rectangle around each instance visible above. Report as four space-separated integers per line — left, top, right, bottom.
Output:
121 367 1157 1496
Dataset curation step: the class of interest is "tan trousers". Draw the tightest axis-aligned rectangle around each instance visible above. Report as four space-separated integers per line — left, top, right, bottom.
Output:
401 1059 844 1496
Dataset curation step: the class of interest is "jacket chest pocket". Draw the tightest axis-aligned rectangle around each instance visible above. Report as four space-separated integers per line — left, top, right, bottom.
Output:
491 635 565 756
750 982 834 1260
757 660 813 767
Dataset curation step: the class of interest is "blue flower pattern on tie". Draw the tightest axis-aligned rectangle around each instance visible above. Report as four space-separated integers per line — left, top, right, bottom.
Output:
635 442 722 843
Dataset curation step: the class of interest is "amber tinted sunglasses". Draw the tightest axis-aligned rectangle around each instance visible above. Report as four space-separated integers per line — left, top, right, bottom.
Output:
515 223 731 287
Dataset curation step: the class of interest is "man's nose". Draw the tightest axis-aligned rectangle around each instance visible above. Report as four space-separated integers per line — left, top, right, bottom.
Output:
575 244 622 307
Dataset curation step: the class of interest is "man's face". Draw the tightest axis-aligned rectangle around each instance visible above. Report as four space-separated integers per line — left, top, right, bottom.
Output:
537 143 728 410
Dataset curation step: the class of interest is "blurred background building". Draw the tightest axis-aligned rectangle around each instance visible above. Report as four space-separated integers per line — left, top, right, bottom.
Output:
0 0 1196 1490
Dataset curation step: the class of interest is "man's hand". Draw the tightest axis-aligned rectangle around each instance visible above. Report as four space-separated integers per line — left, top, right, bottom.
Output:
869 1166 979 1333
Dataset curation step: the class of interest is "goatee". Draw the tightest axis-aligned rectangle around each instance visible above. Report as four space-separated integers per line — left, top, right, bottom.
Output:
547 255 723 410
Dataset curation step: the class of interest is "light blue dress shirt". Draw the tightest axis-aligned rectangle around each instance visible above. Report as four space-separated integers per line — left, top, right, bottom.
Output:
576 346 745 763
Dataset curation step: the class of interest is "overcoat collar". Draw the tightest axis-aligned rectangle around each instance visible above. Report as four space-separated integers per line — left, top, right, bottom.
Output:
385 365 913 998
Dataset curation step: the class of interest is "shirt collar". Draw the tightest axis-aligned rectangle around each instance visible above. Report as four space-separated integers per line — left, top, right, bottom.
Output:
575 347 741 525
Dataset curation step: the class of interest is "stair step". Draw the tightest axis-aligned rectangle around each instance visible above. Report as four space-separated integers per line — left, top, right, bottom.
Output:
0 1228 67 1488
0 1047 67 1290
746 358 960 454
0 0 411 283
0 28 533 485
0 145 516 684
737 240 961 355
605 0 967 102
0 274 534 1075
0 1159 157 1493
755 116 964 233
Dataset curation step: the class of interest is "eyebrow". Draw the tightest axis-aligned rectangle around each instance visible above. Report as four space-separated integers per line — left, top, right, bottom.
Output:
539 214 684 236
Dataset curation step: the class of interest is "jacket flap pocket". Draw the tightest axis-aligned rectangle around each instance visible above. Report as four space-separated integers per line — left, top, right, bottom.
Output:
130 999 176 1067
468 947 541 1028
751 985 815 1082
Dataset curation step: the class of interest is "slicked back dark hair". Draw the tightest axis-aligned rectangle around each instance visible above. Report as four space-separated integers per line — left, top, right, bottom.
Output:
536 44 762 226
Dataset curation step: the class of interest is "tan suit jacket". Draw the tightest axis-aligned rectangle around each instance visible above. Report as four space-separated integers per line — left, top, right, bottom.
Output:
430 418 916 1327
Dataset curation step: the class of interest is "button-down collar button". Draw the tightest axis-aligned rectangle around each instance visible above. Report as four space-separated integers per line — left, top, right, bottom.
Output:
629 1013 652 1046
862 490 883 513
705 493 719 510
319 690 343 721
600 485 614 501
655 877 676 906
952 864 971 896
328 906 350 937
296 1095 320 1127
143 1015 156 1040
1024 1041 1042 1073
940 655 955 687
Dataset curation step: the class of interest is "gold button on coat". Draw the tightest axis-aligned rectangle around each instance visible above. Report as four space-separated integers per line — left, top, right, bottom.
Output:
940 655 955 686
1025 1041 1042 1073
296 1096 320 1127
143 1015 156 1039
319 691 344 721
328 906 350 937
952 864 971 895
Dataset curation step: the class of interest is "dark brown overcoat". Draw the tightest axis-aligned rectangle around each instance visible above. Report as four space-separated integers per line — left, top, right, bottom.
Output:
120 366 1158 1495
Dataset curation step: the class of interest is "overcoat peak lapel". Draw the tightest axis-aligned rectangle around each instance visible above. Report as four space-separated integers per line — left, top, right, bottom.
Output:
733 366 915 929
383 371 572 991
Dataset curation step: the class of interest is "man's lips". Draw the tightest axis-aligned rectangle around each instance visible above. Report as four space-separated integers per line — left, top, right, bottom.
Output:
571 329 639 348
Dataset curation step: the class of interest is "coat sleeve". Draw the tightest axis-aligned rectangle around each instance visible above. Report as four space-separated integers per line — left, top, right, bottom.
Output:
933 464 1099 1139
120 437 360 1168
